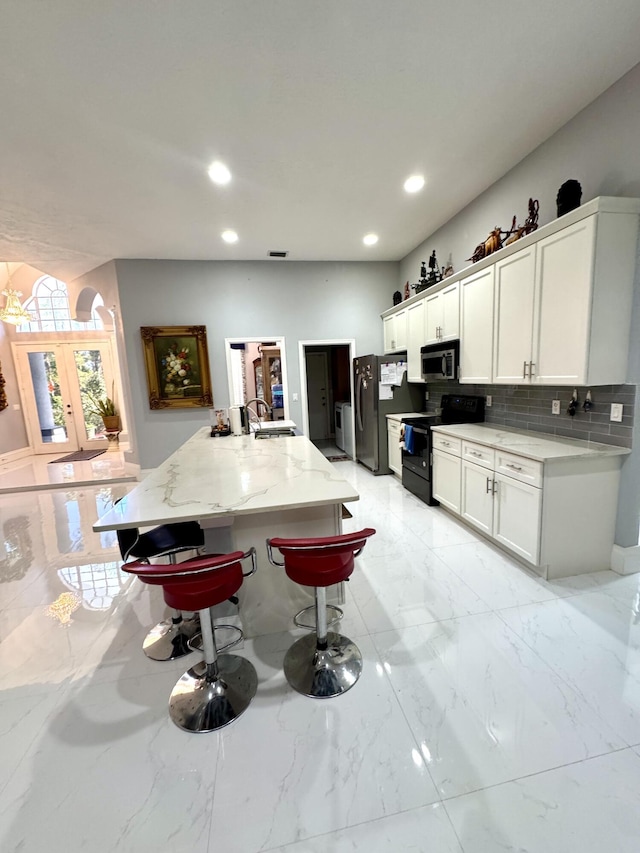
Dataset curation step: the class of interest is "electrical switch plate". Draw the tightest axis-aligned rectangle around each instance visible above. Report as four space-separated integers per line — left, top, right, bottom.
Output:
292 392 298 402
486 395 492 407
552 400 561 414
610 403 623 422
424 391 429 402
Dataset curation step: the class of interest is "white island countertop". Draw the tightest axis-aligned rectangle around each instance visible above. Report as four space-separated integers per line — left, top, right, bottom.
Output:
430 423 631 462
93 427 358 532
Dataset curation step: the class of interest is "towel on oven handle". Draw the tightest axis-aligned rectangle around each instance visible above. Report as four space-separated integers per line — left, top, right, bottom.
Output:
402 424 415 454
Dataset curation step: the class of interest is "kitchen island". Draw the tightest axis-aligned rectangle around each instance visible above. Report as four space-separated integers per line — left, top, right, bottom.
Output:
94 427 359 635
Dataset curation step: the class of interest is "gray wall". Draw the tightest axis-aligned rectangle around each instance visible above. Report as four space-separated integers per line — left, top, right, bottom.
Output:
400 62 640 548
115 259 397 468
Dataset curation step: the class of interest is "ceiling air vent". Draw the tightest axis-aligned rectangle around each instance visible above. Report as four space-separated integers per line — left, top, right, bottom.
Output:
268 251 288 258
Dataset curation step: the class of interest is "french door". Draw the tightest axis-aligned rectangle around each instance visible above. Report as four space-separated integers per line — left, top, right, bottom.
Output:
12 341 117 454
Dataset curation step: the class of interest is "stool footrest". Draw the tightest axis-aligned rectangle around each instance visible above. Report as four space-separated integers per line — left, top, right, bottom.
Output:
293 603 343 632
188 624 243 654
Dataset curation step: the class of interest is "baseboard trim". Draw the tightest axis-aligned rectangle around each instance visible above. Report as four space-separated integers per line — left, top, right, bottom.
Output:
611 544 640 575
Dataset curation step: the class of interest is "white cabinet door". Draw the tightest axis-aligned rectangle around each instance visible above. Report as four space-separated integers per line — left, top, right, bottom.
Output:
387 420 402 476
493 473 541 564
532 216 596 385
407 299 426 382
424 282 459 344
394 307 408 351
383 315 396 353
441 281 460 341
460 266 494 383
493 246 536 384
461 460 494 535
424 291 443 344
432 450 461 512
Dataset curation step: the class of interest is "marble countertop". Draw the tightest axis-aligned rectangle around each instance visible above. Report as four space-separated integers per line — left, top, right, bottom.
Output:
93 427 358 531
386 412 428 422
430 423 631 462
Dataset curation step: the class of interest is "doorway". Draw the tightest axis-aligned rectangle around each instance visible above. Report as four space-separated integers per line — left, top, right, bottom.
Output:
225 336 290 422
12 340 118 454
298 339 355 458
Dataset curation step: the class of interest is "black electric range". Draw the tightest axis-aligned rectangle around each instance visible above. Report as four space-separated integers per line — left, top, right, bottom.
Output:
401 394 485 505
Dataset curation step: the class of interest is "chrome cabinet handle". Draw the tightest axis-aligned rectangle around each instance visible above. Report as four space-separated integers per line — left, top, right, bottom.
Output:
469 450 481 457
441 440 450 447
486 476 492 493
506 463 523 471
523 360 528 379
529 361 535 377
492 480 498 495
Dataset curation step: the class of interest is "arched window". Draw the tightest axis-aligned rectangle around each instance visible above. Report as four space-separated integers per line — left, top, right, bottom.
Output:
17 276 104 332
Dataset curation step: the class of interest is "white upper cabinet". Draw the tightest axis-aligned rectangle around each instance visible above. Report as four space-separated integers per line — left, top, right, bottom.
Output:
424 281 460 344
493 245 537 384
406 299 426 382
383 307 407 353
459 266 494 383
385 198 640 386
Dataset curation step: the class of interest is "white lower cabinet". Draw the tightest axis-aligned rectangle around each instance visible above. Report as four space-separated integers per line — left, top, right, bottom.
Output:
460 459 541 563
430 428 624 579
493 472 541 564
387 418 402 476
432 449 461 512
461 460 495 536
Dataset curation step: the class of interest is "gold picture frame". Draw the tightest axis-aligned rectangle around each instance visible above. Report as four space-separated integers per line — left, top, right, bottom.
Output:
140 325 213 409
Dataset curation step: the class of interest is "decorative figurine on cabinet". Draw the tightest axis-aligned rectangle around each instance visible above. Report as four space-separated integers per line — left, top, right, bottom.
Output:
442 255 455 278
556 179 582 217
468 226 505 263
403 281 410 300
393 290 402 306
504 198 540 245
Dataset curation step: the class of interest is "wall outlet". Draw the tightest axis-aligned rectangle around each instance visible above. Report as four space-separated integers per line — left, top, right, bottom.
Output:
292 392 298 402
552 400 561 415
486 395 492 407
610 403 623 422
424 391 429 402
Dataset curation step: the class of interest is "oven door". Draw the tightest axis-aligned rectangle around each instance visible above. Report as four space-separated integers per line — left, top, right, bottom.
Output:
401 425 438 505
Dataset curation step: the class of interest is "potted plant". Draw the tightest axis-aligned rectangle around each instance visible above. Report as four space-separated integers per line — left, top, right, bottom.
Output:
88 385 121 432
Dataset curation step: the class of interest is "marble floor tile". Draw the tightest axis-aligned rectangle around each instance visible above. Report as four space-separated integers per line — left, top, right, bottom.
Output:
269 802 463 852
445 749 640 853
400 506 479 548
0 673 217 853
349 548 490 633
207 634 440 851
499 591 640 745
372 612 624 798
432 540 578 610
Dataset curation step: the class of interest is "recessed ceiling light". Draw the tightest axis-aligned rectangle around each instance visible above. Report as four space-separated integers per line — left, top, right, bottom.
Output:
221 230 238 243
404 175 425 193
363 233 378 246
208 161 232 185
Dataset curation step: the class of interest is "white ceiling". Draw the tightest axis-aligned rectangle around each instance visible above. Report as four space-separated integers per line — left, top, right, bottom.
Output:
2 1 640 283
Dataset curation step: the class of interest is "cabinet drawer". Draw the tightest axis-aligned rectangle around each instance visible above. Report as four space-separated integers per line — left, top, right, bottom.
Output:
388 418 401 436
432 434 461 456
495 451 542 487
462 440 495 470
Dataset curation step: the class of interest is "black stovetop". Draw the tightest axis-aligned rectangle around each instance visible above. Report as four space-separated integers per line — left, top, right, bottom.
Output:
402 394 485 428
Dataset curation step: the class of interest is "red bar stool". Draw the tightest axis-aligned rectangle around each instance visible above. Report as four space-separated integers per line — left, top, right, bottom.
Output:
122 548 258 732
266 528 375 698
117 520 205 661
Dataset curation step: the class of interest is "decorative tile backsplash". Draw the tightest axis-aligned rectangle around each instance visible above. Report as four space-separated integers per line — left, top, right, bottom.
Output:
421 382 635 448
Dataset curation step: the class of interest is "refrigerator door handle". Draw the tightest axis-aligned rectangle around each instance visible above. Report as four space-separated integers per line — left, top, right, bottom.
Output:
356 373 364 432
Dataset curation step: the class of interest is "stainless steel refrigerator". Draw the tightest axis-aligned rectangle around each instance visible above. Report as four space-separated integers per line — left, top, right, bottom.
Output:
353 354 424 474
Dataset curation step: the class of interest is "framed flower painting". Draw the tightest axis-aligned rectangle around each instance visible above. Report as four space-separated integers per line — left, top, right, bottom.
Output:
140 325 213 409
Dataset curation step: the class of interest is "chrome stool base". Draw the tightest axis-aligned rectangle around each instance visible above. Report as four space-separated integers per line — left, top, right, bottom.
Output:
188 623 243 654
293 603 343 631
284 632 362 698
142 615 200 661
169 655 258 733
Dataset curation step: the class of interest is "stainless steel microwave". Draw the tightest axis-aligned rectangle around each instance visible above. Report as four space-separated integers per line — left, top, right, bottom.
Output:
421 340 459 381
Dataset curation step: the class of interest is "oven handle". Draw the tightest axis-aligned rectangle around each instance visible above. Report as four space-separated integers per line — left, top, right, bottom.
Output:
408 426 431 435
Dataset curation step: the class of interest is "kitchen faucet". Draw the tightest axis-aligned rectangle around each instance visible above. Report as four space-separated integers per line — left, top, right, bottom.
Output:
245 398 272 425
